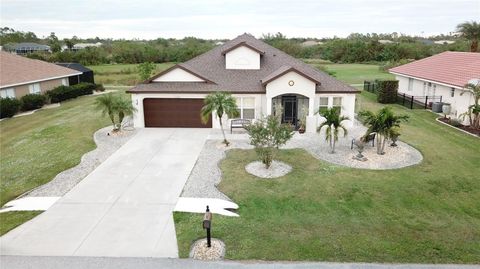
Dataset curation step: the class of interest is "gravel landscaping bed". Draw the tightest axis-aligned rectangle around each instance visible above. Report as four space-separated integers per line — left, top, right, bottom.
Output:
182 122 423 199
24 126 137 197
245 161 292 178
189 238 225 261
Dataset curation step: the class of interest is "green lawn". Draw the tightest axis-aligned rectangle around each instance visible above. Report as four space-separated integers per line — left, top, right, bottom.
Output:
0 211 42 235
88 63 175 85
174 91 480 263
321 64 394 85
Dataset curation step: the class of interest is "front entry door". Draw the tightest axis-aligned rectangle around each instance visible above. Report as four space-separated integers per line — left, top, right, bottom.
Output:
282 95 297 127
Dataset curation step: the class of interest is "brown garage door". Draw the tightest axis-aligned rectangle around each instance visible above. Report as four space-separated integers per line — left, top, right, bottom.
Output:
143 98 212 128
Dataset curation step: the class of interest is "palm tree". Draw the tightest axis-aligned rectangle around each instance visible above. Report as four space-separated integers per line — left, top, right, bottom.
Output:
114 97 137 130
317 108 349 153
460 81 480 128
95 93 117 130
201 92 239 146
359 107 409 155
456 21 480 52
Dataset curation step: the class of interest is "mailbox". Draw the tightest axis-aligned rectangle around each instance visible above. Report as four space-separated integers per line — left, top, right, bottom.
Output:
203 205 212 247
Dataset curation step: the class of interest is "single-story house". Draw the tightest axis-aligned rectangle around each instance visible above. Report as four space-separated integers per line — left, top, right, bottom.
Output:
56 63 95 84
13 42 51 55
0 51 82 99
127 33 359 132
389 51 480 122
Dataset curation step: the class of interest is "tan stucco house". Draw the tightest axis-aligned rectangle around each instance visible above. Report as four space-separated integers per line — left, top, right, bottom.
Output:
0 51 82 99
127 34 359 132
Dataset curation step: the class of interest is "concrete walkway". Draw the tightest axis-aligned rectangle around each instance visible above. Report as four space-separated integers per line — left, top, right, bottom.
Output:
2 256 478 269
0 128 210 258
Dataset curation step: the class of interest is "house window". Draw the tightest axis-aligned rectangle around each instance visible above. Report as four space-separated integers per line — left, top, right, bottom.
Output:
423 82 426 96
61 78 68 86
451 88 455 97
0 88 16 98
433 84 436 96
28 83 41 94
236 97 255 119
318 97 329 114
408 78 413 91
332 97 342 114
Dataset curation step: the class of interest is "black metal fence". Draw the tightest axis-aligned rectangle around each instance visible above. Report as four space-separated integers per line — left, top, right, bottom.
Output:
363 81 443 110
396 92 443 109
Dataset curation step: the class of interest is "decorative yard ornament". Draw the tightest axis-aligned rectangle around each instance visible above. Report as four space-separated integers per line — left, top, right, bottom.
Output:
203 205 212 247
352 137 367 161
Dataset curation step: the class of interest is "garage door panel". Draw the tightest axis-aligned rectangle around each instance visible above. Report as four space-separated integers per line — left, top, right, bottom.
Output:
143 98 212 128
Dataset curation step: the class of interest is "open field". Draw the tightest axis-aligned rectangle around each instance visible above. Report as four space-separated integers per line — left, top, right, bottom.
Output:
322 64 394 85
174 91 480 263
87 63 175 86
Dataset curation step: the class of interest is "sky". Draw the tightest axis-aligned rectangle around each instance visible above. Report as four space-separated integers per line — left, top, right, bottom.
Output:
1 0 479 40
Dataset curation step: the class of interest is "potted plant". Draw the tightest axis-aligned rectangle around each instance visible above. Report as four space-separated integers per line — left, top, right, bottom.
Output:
298 106 308 134
352 137 367 161
389 127 400 147
298 119 306 134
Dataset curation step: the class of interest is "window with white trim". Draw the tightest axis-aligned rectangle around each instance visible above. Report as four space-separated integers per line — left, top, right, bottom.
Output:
235 97 255 119
451 88 455 97
408 78 413 91
0 88 16 98
318 97 329 114
61 78 68 86
332 97 342 114
28 83 41 94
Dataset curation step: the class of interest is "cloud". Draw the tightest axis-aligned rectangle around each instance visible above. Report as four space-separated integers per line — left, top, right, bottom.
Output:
1 0 478 39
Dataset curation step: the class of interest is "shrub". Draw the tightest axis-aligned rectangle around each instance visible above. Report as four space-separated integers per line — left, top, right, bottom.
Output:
245 115 294 168
376 80 399 104
47 83 96 103
95 84 105 92
0 97 21 118
20 94 46 111
449 118 463 127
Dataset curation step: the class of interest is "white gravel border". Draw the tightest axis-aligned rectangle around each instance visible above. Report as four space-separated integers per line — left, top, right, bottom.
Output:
245 161 292 178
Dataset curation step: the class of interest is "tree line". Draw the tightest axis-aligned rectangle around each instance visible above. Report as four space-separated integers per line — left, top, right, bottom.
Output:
1 21 477 66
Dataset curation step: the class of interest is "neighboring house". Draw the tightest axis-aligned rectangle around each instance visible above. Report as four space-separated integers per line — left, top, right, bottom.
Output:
127 33 359 132
56 63 95 84
13 42 50 55
389 51 480 121
434 40 455 45
0 52 82 99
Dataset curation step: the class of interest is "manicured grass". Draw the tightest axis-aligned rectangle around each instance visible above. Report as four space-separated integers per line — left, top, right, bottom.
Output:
0 90 127 206
0 211 42 236
87 63 175 85
174 91 480 263
321 64 394 85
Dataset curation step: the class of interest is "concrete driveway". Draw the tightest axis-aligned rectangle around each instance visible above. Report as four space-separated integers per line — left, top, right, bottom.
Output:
0 128 210 257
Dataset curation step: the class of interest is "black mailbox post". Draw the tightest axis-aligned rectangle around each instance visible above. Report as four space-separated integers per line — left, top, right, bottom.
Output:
203 205 212 247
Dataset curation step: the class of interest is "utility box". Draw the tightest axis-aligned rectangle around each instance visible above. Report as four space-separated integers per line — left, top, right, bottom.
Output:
432 102 444 113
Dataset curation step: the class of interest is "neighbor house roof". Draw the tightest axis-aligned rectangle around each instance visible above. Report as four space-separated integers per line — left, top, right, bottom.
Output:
389 51 480 88
14 42 50 50
0 52 82 88
128 33 358 94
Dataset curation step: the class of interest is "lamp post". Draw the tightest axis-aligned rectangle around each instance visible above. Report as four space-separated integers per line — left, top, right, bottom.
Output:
203 205 212 247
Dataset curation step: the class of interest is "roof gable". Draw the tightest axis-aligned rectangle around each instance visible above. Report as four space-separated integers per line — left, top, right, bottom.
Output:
148 64 214 83
261 66 321 85
389 51 480 88
221 41 265 55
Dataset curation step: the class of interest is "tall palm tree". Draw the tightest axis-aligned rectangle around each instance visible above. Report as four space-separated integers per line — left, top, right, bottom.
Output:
317 108 349 153
359 107 409 155
201 92 239 146
114 97 137 130
95 93 117 130
456 21 480 52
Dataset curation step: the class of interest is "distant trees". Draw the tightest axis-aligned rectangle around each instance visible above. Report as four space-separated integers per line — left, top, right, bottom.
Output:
456 21 480 52
137 62 156 81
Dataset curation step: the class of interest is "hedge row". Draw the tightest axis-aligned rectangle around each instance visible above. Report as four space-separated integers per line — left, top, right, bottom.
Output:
0 98 22 119
47 83 98 103
376 80 399 104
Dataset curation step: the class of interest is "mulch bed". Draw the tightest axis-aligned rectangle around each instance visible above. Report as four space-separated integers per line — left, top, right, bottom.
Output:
438 117 480 136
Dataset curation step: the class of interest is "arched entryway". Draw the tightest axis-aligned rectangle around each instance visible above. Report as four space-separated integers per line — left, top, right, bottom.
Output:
271 94 309 128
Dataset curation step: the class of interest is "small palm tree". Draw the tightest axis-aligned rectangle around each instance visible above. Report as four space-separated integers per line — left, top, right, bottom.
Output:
95 93 117 130
114 97 137 130
460 81 480 129
201 92 239 146
317 108 349 153
456 21 480 52
359 107 409 155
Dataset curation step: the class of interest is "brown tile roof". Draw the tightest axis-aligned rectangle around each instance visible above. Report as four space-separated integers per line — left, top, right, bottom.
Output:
389 51 480 88
0 51 81 88
128 33 359 94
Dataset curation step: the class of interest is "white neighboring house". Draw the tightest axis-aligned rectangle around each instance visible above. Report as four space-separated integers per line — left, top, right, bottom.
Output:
127 34 359 132
389 51 480 124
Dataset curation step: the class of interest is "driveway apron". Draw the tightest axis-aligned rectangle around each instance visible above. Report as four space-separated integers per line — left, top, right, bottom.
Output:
0 128 210 257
